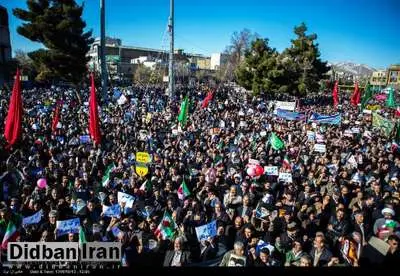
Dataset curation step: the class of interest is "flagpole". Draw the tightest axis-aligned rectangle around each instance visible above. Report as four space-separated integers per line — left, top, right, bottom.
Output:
100 0 108 103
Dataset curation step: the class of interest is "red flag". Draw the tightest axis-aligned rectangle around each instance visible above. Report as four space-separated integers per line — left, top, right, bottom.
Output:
89 73 101 145
350 82 361 106
395 107 400 117
4 69 23 148
51 103 60 133
332 80 339 108
201 90 213 109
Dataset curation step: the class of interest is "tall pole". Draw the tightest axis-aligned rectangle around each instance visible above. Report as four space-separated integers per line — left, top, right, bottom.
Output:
168 0 174 97
100 0 108 102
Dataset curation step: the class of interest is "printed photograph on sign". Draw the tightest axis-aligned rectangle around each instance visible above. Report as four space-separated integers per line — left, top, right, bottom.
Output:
228 254 247 267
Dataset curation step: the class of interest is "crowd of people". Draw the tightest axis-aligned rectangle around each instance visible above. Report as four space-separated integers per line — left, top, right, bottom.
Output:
0 81 399 268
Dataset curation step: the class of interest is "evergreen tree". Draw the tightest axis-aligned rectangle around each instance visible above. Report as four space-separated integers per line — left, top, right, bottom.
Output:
236 38 284 96
13 0 94 85
282 22 330 96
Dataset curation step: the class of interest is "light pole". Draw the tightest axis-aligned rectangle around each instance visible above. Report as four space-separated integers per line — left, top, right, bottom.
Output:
168 0 174 97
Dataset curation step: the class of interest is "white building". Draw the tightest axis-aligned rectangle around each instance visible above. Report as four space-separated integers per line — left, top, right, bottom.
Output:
210 53 228 70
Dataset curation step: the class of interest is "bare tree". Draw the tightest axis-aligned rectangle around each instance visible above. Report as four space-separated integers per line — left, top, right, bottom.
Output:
223 29 259 81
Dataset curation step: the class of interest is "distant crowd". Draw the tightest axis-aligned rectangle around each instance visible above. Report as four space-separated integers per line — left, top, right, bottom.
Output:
0 82 399 267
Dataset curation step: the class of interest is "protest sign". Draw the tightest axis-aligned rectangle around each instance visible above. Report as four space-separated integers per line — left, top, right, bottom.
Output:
56 218 80 237
195 220 217 242
135 165 149 177
314 143 326 153
264 166 279 176
136 152 151 164
278 172 293 183
79 135 90 144
117 192 136 208
307 131 315 141
22 210 43 226
102 204 121 218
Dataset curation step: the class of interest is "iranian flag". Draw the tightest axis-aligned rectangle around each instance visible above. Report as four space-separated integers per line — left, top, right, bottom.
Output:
154 211 177 240
102 163 116 187
139 180 152 191
1 221 19 250
177 179 191 200
282 155 291 171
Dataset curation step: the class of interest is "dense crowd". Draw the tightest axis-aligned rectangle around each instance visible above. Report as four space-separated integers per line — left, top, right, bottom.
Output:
0 82 399 267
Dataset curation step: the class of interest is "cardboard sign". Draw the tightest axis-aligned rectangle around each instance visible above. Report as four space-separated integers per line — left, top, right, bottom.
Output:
278 172 293 183
314 143 326 153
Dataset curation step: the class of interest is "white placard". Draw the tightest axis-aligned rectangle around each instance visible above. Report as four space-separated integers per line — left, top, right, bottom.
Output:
314 143 326 153
248 159 260 166
351 127 360 133
307 131 315 141
278 172 293 183
260 131 267 137
264 166 279 176
117 192 136 208
316 133 325 143
274 101 296 111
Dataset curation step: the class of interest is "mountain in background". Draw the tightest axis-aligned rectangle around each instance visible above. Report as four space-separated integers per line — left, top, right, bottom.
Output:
328 61 377 78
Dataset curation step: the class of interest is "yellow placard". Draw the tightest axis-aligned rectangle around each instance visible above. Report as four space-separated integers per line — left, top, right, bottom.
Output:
146 113 152 123
136 165 149 177
366 104 381 111
136 152 151 164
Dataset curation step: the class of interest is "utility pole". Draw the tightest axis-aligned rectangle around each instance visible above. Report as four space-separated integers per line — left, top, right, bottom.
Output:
168 0 174 97
100 0 108 102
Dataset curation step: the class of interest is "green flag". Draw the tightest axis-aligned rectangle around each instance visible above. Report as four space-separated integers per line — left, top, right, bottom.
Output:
361 83 373 110
102 163 116 187
269 132 285 150
372 111 394 137
79 227 87 243
386 87 396 108
177 178 191 200
178 96 189 126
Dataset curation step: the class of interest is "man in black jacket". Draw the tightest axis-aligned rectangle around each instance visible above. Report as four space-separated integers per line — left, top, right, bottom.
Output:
326 208 350 250
352 210 372 246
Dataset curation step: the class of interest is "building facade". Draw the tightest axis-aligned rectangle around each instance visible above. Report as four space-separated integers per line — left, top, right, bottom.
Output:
210 53 228 70
369 65 400 90
387 65 400 89
0 5 12 86
370 70 388 87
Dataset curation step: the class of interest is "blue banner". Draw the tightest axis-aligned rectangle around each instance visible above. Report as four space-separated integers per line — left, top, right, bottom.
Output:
195 220 217 241
276 109 306 121
56 218 80 237
22 210 43 226
309 113 341 125
102 204 121 218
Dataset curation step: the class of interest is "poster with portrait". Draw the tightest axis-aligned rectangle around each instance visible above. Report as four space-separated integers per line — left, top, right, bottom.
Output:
227 254 247 267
